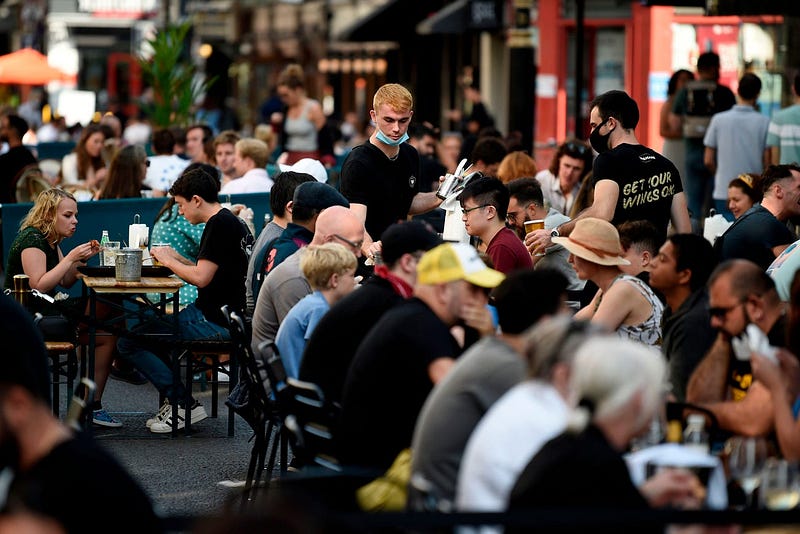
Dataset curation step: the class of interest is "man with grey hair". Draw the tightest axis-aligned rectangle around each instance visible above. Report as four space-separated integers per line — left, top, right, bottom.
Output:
456 317 603 516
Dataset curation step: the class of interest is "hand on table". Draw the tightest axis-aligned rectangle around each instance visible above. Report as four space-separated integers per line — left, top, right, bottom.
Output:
150 245 177 266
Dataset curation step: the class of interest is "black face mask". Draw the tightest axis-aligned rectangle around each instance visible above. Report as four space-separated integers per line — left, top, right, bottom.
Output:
589 117 614 154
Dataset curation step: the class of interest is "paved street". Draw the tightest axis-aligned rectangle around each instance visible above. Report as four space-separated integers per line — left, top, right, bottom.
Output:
59 372 264 520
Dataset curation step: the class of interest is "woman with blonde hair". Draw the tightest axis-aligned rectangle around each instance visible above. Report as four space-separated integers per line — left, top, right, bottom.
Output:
496 151 538 184
59 123 109 192
275 243 358 377
276 64 332 165
96 144 149 199
3 188 120 427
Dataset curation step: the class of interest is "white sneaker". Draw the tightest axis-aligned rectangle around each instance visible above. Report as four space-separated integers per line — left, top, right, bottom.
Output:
146 400 172 429
149 402 208 433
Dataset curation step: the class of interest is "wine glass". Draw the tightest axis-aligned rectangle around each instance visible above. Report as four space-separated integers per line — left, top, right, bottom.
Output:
761 459 800 510
727 436 768 509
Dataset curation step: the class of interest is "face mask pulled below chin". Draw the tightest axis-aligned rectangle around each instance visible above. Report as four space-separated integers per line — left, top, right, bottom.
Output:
589 119 613 154
375 131 409 147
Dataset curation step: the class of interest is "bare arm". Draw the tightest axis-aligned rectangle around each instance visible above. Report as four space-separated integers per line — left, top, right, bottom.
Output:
591 279 637 331
752 351 800 459
773 243 790 258
703 146 716 174
770 146 781 166
22 242 98 293
668 112 682 137
686 333 731 404
669 192 692 233
525 179 618 252
428 357 455 384
409 191 443 216
153 246 218 288
704 381 774 436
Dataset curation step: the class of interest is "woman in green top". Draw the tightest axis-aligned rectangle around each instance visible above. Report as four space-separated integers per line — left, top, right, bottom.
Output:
5 189 121 428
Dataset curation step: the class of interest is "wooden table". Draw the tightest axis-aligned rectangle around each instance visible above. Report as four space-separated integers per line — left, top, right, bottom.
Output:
82 275 183 433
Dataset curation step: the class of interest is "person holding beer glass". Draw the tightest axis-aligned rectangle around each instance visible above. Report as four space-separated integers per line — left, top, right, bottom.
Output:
3 188 121 427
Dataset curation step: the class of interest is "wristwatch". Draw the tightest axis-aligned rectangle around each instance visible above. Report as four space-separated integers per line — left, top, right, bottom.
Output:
550 227 560 238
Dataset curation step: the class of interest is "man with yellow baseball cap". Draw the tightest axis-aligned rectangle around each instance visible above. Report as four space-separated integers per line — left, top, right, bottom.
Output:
338 243 504 472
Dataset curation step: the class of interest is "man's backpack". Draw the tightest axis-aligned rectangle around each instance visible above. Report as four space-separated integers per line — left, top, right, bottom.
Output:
681 80 720 139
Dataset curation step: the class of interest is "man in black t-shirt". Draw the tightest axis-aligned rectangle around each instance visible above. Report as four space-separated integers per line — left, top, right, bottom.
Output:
0 114 37 203
118 165 254 433
527 90 691 253
337 243 504 472
0 295 161 533
686 260 786 436
340 84 444 260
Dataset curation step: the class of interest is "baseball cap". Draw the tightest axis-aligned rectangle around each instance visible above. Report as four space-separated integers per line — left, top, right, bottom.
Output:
0 295 51 404
292 182 350 210
417 243 505 288
380 221 442 266
280 158 328 183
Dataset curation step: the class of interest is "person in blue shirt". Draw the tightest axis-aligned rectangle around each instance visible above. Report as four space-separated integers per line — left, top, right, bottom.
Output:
275 243 358 377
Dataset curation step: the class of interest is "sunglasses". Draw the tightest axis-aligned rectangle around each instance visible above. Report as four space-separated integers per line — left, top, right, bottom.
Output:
708 302 743 319
565 142 590 157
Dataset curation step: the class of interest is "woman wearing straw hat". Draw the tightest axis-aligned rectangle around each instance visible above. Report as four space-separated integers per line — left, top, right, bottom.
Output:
553 218 664 346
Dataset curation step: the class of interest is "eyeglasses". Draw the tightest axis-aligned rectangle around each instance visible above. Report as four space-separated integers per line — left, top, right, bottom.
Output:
564 142 590 156
332 234 364 250
709 302 743 319
462 204 489 215
506 203 534 222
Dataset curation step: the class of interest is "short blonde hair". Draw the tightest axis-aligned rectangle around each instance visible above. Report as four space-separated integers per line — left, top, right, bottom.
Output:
20 188 77 244
373 83 413 113
235 138 270 169
300 243 357 290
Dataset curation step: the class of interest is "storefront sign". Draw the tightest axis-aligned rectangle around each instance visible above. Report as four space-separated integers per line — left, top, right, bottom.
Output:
78 0 158 17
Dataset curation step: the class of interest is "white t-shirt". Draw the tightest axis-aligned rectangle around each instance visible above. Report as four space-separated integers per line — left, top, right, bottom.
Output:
145 155 190 192
220 167 273 195
456 380 568 516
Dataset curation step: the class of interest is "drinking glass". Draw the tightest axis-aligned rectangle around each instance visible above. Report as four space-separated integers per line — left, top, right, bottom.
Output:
762 459 800 510
727 436 768 509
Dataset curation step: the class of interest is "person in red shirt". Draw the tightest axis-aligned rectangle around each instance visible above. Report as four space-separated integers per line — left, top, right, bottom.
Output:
460 176 533 274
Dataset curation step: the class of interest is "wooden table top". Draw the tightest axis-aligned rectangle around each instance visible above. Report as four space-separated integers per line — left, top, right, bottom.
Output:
82 276 183 294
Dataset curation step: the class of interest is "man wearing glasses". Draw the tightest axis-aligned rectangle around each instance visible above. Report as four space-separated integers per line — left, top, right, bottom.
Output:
686 259 786 436
527 90 691 255
534 138 594 216
460 176 532 274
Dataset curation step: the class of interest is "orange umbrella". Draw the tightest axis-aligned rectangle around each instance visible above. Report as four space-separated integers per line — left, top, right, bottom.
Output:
0 48 73 85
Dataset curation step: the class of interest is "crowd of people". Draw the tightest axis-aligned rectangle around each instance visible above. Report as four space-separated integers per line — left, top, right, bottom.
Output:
2 51 800 532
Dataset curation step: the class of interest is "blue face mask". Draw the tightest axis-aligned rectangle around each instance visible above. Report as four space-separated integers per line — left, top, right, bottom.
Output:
375 130 409 146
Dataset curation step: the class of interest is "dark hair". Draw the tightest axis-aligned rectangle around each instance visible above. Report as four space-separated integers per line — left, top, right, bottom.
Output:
761 163 800 193
409 122 439 141
152 128 175 155
506 176 544 207
617 220 662 257
737 73 762 100
5 114 28 139
471 137 507 168
668 233 717 292
97 144 148 200
0 295 50 404
728 173 762 204
548 138 593 177
74 123 107 180
667 69 694 96
188 123 215 163
271 171 316 218
169 163 220 203
709 259 776 301
492 269 569 334
460 176 510 219
697 51 721 71
794 72 800 96
590 90 640 130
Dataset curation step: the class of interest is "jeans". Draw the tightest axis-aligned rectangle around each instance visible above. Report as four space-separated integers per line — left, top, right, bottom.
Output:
683 143 712 231
117 304 229 404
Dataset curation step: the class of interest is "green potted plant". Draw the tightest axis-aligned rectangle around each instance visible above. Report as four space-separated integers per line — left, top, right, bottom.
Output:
139 21 215 128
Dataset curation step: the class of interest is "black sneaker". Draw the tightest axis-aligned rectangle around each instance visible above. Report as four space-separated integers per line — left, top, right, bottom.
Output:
110 366 148 385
